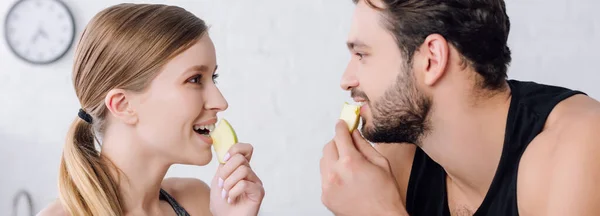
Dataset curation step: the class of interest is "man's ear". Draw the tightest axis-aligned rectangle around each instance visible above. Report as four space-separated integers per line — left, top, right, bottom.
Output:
104 89 138 125
420 34 449 86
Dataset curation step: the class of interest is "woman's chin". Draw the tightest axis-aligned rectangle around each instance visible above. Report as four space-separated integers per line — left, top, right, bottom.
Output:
188 152 213 166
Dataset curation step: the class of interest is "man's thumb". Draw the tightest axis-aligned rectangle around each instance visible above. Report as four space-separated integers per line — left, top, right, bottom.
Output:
351 130 385 165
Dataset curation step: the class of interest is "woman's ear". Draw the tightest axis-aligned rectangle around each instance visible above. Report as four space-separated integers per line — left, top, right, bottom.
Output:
104 89 138 125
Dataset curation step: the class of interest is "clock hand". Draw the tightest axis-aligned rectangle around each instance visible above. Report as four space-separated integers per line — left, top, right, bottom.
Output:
39 28 49 39
30 26 49 43
30 31 41 43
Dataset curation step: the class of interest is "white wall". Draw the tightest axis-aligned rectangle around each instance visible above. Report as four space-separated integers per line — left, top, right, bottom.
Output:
1 0 598 215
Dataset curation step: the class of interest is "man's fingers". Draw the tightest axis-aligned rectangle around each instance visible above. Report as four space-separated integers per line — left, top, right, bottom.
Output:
321 140 337 184
352 129 385 165
322 140 339 161
334 120 359 158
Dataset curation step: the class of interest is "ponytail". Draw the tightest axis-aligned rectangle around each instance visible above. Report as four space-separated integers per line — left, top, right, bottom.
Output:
57 3 210 215
58 117 123 215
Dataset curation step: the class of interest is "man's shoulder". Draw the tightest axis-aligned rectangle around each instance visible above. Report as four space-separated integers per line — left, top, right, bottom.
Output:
517 94 600 215
521 93 600 176
544 93 600 145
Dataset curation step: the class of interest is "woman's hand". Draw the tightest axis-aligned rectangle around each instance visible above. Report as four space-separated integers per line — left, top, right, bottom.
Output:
210 143 265 216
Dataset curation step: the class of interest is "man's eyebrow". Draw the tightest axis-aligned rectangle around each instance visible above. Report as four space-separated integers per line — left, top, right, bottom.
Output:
346 40 369 50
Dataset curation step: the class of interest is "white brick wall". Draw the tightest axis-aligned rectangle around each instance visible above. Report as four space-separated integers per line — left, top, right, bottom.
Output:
0 0 598 215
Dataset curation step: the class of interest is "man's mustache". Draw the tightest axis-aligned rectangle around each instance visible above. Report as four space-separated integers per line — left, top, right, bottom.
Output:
351 89 369 102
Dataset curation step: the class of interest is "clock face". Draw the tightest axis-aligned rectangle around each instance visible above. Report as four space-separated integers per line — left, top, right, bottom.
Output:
4 0 75 65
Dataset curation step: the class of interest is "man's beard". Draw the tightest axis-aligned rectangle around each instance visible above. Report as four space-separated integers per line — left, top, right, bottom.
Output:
357 66 432 145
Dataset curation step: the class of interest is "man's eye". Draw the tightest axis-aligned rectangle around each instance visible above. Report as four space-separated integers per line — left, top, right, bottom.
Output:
355 53 364 60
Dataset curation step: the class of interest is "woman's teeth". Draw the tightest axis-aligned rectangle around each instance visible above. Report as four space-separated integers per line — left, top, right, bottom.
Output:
194 124 215 131
194 124 215 135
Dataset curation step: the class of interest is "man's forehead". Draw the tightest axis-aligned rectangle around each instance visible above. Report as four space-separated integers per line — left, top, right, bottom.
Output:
359 0 387 9
347 0 385 46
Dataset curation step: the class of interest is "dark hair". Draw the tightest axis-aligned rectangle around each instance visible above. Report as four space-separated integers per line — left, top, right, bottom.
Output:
353 0 512 90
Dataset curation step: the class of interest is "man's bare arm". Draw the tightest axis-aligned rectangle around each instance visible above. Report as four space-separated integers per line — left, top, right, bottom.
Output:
543 114 600 216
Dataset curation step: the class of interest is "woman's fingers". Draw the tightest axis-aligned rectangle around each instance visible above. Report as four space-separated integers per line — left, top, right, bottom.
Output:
226 143 254 162
226 180 265 204
223 164 262 191
217 154 249 184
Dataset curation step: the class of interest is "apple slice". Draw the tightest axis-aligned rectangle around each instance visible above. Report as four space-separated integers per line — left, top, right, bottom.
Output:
210 119 238 164
339 102 361 132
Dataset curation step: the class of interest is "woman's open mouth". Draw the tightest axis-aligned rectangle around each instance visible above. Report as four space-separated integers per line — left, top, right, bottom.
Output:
193 124 215 136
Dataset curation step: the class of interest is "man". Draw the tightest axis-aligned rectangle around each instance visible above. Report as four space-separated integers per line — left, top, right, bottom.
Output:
319 0 600 215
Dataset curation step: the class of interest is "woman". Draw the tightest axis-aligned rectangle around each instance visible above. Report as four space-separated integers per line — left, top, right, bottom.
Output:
38 3 264 216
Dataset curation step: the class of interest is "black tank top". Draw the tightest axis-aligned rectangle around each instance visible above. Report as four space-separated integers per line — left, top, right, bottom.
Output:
405 80 586 216
159 188 190 216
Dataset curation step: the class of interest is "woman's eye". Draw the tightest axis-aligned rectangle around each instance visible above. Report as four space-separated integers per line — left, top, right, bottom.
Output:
212 74 219 84
188 75 202 84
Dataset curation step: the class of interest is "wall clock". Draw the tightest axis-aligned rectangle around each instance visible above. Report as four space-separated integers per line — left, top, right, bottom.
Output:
4 0 76 65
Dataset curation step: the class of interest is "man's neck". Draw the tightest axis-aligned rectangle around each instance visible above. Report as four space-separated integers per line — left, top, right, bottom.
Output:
101 126 171 215
420 83 512 200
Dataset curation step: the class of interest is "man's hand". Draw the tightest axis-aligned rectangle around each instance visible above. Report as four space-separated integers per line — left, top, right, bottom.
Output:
320 120 408 216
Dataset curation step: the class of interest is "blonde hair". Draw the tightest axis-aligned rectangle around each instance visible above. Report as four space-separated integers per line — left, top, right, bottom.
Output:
58 4 208 215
